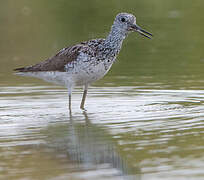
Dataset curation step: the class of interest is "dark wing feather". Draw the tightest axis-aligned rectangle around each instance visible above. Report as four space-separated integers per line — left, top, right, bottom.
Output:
14 38 105 72
14 44 85 72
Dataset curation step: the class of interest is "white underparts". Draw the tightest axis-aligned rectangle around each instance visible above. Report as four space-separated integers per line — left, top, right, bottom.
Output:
17 53 114 88
17 23 128 89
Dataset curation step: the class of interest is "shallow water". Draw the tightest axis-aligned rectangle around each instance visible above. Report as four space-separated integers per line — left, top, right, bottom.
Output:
1 0 204 179
1 85 204 180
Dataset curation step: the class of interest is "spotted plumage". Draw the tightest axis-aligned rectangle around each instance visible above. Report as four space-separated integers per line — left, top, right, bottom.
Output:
14 12 152 110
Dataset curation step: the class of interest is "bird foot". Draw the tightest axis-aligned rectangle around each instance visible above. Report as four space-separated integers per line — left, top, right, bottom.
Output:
80 106 87 111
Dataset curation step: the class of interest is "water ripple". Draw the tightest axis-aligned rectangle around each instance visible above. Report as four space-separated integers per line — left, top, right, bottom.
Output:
0 85 204 179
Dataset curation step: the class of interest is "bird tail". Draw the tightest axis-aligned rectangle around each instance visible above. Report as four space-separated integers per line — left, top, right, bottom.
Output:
14 67 24 71
14 67 30 72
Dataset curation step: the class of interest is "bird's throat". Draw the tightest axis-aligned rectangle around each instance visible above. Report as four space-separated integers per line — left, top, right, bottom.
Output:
104 25 127 54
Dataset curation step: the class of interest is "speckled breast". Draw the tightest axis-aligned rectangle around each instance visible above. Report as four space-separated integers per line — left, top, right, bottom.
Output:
64 46 117 85
72 58 114 85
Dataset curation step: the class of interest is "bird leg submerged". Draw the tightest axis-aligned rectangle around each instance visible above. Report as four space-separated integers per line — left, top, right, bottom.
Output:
80 84 88 110
69 94 72 111
68 87 73 112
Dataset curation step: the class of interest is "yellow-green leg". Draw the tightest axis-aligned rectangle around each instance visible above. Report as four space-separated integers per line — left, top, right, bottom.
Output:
69 94 71 111
68 87 72 113
80 84 88 110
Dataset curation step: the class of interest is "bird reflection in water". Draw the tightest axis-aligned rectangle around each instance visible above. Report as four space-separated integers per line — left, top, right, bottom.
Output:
46 111 141 180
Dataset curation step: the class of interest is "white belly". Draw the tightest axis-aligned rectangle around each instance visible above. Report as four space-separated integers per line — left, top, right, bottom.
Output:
16 60 113 87
17 51 115 87
71 60 113 85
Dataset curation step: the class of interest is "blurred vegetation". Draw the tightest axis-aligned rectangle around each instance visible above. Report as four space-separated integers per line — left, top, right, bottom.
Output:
1 0 204 88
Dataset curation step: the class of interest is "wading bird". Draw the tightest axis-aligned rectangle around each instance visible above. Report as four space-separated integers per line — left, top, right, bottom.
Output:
14 12 152 111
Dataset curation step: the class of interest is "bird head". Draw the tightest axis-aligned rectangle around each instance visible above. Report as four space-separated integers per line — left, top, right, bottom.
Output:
114 13 152 39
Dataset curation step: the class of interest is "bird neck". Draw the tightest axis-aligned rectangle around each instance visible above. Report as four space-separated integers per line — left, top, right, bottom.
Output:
104 24 128 52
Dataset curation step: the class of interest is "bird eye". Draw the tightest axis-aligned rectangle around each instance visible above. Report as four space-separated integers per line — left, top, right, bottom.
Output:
121 17 126 22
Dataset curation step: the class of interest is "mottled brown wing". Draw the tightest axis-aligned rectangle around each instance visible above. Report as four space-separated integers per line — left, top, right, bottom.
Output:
14 44 85 72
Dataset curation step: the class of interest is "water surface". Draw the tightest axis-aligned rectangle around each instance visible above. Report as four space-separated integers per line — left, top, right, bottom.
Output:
1 0 204 179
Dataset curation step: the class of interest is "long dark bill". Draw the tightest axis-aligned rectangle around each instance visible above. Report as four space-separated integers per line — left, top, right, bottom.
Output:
132 24 153 39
